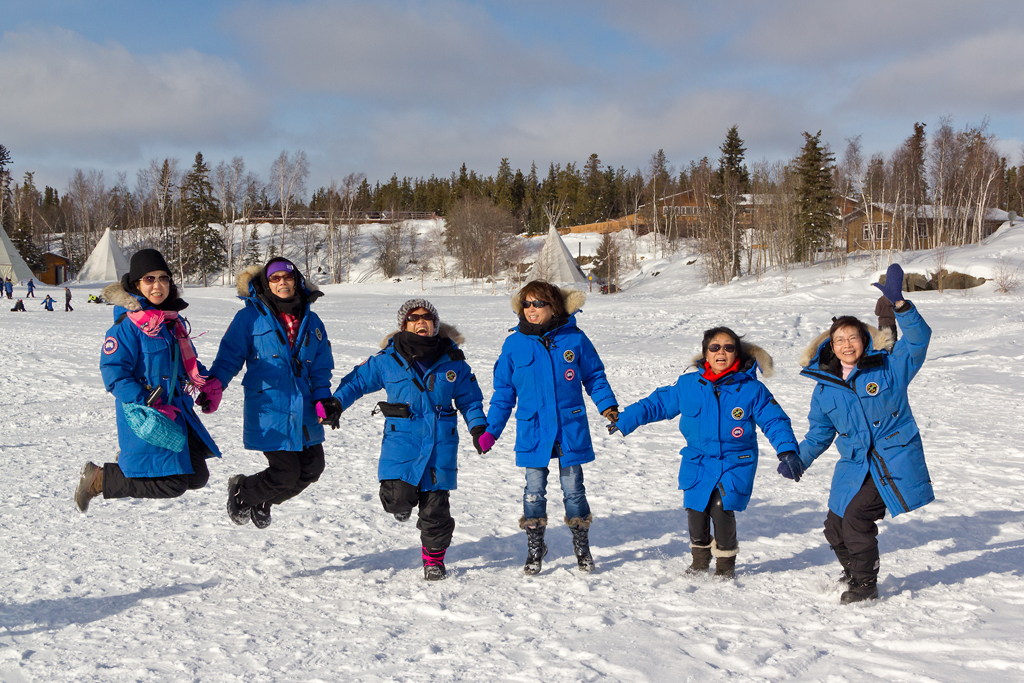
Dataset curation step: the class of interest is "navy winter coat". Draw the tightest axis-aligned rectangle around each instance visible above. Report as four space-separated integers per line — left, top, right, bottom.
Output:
797 303 933 518
210 265 334 452
617 345 798 511
486 289 617 468
99 282 221 478
332 325 486 491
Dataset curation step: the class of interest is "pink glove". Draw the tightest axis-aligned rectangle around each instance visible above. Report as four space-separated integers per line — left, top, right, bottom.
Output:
196 377 223 414
153 399 180 422
477 431 496 454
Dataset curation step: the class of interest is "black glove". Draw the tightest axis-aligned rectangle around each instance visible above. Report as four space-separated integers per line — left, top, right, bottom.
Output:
872 263 904 304
776 451 804 482
606 422 620 435
316 398 343 430
471 425 486 454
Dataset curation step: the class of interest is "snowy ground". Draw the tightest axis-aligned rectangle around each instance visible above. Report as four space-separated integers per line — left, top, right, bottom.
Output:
3 225 1024 682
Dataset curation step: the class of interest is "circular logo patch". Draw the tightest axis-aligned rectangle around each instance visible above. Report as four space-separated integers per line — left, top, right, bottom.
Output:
563 350 575 363
865 382 879 396
315 327 322 341
103 336 118 355
564 369 576 381
731 407 745 420
731 426 744 438
445 370 457 383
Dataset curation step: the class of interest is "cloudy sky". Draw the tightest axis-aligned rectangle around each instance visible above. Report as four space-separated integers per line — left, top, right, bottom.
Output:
1 0 1022 193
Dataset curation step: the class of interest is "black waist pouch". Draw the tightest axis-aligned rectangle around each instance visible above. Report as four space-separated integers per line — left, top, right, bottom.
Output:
376 401 411 418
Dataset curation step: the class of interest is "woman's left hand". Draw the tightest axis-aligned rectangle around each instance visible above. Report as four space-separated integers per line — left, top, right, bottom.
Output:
602 406 619 423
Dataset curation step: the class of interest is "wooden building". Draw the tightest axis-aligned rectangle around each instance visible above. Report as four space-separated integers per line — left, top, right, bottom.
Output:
37 252 71 285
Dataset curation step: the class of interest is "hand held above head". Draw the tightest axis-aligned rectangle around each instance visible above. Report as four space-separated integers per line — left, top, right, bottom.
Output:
872 263 905 307
776 451 804 482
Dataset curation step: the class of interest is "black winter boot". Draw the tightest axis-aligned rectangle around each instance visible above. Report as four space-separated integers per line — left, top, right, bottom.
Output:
566 515 594 572
226 474 252 526
251 502 272 529
831 544 854 586
841 578 879 604
422 546 447 581
712 540 738 579
521 517 548 576
685 543 712 575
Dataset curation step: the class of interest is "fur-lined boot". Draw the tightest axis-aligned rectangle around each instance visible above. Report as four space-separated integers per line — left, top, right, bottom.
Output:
566 514 594 572
712 540 738 579
520 517 548 576
685 542 713 575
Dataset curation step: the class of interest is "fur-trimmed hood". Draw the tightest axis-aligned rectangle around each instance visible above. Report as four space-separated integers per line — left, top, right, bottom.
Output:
690 342 776 379
379 323 465 349
799 325 894 369
101 280 185 313
510 286 586 317
235 263 321 299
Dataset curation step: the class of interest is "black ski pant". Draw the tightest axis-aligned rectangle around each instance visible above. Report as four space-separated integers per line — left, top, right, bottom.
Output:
236 444 325 508
687 487 737 551
824 474 887 582
103 427 211 499
379 478 455 551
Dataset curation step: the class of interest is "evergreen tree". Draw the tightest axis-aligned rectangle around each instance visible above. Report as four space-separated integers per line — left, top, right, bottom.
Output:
717 125 750 191
717 126 749 277
794 131 836 263
180 152 224 286
243 224 263 266
0 144 12 233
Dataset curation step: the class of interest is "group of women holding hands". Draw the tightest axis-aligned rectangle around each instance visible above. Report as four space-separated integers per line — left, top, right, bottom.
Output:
76 250 933 604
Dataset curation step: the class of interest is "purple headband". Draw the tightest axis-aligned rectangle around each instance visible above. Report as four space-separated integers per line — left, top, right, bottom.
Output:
267 261 294 277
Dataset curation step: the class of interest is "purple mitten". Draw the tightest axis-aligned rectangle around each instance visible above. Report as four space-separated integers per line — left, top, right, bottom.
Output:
197 377 223 414
477 431 496 454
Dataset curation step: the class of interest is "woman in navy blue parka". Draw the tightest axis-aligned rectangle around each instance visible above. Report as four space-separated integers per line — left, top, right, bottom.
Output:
75 249 221 513
483 281 618 575
209 259 335 529
613 327 798 578
329 299 486 581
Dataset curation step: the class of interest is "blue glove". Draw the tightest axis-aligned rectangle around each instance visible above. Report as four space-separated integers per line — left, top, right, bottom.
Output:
606 422 620 435
777 451 804 482
872 263 904 304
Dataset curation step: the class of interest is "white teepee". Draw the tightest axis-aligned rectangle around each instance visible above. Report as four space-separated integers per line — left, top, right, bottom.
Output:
526 225 588 284
0 224 35 281
77 228 130 282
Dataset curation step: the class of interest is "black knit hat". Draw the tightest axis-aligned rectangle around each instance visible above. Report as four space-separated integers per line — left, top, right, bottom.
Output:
127 249 173 283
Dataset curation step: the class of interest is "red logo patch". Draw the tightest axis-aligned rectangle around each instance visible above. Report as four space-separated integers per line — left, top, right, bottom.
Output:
731 426 744 438
564 369 576 381
102 336 118 355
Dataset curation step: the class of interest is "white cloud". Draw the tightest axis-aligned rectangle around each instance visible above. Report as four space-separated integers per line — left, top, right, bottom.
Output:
0 28 265 160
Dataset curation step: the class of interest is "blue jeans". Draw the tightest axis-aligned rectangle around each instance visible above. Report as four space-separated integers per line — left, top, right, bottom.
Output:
523 464 590 521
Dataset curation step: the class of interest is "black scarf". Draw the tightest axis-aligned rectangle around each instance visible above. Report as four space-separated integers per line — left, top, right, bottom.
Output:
263 291 304 319
518 314 568 338
394 331 449 369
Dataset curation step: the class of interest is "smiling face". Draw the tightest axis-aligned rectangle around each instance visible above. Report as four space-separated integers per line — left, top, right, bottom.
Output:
831 325 866 365
268 271 296 298
704 332 739 373
137 270 170 306
404 308 436 336
522 297 555 325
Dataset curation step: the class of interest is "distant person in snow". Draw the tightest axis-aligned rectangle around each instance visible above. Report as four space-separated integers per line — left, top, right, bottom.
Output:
327 299 486 581
208 258 334 530
41 295 55 311
610 326 798 579
781 263 933 604
10 298 25 311
75 249 221 512
875 294 897 342
88 294 104 304
482 281 619 576
26 278 35 297
64 287 73 312
4 278 12 299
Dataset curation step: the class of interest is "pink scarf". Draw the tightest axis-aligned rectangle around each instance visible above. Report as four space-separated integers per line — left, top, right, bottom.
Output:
126 309 207 394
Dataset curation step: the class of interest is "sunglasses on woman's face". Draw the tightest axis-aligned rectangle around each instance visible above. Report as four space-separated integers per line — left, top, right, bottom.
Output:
522 299 550 309
268 273 295 283
406 313 436 322
141 275 170 285
708 343 736 353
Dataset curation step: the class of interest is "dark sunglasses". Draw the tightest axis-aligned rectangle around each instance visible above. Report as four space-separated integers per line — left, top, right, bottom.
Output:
268 273 295 283
522 299 551 309
141 275 170 285
405 313 436 322
708 343 736 353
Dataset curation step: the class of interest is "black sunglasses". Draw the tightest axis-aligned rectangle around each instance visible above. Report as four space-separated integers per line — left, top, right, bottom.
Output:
522 299 551 309
141 275 170 285
405 313 436 322
708 343 736 353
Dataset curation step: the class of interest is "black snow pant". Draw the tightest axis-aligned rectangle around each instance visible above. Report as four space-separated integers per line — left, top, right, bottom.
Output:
103 427 211 499
824 474 887 582
687 487 737 551
236 444 326 508
379 478 455 551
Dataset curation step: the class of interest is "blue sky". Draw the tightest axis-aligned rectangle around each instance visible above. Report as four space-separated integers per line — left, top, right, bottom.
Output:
1 0 1022 193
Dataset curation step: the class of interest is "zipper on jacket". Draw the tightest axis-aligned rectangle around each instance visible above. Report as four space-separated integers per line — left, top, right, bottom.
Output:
869 447 909 513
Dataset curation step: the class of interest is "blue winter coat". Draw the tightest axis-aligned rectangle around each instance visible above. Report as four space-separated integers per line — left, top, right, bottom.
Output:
797 303 933 518
332 325 486 491
99 282 221 478
210 265 334 453
486 291 618 468
617 346 799 511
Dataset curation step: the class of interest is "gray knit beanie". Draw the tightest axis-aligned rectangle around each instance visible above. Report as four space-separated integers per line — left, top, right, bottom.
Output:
397 299 440 335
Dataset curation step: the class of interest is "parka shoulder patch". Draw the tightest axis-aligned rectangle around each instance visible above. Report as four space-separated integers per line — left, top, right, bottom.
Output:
770 398 778 405
103 336 119 355
563 350 575 363
469 374 477 383
315 327 322 341
445 370 457 382
731 407 745 420
865 382 880 396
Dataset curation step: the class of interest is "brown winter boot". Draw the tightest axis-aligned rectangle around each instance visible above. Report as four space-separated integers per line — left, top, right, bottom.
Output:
74 462 104 512
685 542 713 575
712 540 738 579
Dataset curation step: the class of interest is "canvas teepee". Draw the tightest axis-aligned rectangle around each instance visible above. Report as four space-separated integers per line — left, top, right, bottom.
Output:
0 224 35 281
526 225 588 284
77 228 130 282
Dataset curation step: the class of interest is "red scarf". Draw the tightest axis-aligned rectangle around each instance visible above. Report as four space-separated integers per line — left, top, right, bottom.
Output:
278 313 300 346
126 309 207 393
702 359 740 382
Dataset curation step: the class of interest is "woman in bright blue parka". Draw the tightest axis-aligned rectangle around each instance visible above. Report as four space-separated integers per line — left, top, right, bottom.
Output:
75 249 221 513
209 259 335 530
330 299 486 581
613 327 798 578
780 264 933 605
483 281 619 575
